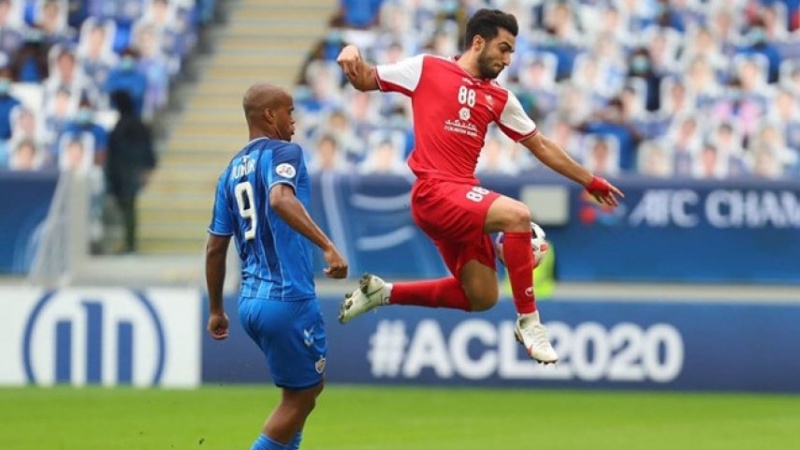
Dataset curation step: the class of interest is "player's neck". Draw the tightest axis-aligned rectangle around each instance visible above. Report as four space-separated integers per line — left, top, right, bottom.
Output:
250 129 277 141
456 53 483 79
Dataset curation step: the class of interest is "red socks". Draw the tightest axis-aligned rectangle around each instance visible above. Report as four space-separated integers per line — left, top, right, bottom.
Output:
502 231 537 314
388 231 536 315
390 277 472 311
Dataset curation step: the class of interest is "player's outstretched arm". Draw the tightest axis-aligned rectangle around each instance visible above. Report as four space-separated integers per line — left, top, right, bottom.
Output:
337 44 379 92
205 234 231 340
521 133 625 207
270 184 349 278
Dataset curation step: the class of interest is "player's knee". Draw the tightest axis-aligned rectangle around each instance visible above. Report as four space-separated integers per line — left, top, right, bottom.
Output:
505 204 532 231
284 381 323 415
305 381 324 410
463 281 498 312
295 396 318 417
305 396 319 415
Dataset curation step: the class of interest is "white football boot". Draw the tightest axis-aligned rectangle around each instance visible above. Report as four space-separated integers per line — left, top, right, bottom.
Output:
338 273 390 324
514 311 559 364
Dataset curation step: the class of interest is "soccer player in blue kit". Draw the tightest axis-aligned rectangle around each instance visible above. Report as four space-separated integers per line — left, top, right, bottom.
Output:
205 82 348 450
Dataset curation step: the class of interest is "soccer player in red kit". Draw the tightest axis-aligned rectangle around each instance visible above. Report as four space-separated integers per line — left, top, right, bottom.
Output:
336 9 623 363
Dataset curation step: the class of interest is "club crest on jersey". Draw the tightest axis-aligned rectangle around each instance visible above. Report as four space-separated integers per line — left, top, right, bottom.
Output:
315 355 327 374
275 163 296 178
459 107 471 121
485 94 494 106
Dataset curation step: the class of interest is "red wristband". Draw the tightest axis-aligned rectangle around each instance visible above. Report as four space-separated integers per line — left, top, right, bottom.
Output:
585 175 609 194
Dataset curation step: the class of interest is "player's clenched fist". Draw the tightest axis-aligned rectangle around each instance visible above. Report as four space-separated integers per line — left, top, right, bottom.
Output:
207 312 229 340
337 45 362 80
585 175 625 207
323 245 348 279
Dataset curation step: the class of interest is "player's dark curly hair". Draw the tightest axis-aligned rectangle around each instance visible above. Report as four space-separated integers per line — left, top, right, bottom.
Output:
464 9 519 49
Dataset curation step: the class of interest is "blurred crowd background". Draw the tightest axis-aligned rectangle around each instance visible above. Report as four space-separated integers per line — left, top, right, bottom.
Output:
3 0 800 256
6 1 799 182
0 0 217 254
294 0 800 180
0 0 216 174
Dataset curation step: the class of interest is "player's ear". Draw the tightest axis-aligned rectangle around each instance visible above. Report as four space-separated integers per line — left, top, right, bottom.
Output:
472 35 485 52
263 107 274 124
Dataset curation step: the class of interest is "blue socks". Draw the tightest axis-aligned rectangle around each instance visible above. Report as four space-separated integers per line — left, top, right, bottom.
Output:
287 432 303 450
250 431 302 450
251 434 286 450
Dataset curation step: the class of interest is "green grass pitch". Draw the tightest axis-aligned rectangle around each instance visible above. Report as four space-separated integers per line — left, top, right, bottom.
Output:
1 385 798 449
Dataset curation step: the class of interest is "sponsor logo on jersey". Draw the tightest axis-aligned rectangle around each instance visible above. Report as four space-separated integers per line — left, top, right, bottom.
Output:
276 163 296 178
459 107 471 121
303 327 315 347
444 119 478 138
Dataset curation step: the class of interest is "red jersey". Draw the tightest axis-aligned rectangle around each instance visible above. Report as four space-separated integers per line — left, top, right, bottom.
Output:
375 54 538 183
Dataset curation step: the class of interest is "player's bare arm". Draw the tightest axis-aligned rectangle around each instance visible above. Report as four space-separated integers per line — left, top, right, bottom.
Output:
270 183 348 278
521 133 625 207
337 44 379 91
205 233 231 340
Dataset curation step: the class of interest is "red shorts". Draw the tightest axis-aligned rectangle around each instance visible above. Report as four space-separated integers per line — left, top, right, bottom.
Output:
410 178 499 277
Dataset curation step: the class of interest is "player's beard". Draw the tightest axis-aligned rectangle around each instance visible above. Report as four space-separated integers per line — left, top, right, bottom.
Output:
477 48 502 79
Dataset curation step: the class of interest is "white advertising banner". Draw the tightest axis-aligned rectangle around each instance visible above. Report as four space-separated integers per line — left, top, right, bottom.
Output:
0 287 201 388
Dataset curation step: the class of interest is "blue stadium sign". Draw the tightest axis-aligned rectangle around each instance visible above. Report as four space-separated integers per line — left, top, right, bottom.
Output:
204 295 800 393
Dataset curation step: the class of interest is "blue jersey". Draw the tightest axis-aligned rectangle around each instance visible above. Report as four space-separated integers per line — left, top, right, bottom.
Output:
208 137 315 301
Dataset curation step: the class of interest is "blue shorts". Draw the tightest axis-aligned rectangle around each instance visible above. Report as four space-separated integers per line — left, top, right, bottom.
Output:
238 297 327 390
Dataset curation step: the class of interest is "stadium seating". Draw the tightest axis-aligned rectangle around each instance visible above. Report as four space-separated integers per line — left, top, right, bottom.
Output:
0 0 215 171
136 0 337 254
0 0 224 256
